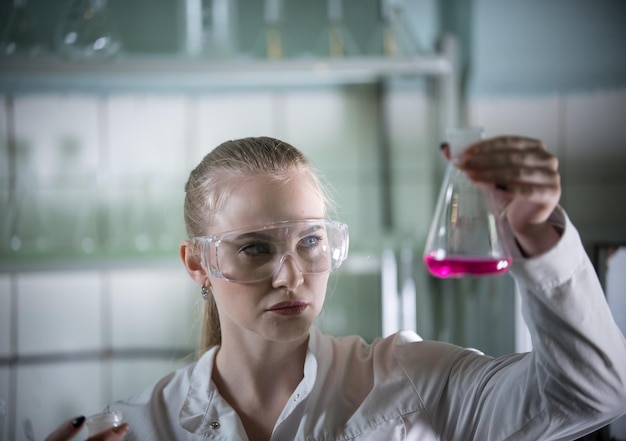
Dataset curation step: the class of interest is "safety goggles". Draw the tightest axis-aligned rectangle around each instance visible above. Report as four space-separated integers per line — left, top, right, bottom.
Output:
192 219 349 283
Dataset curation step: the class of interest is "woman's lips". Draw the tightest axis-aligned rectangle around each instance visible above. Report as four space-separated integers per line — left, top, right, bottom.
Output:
267 301 308 316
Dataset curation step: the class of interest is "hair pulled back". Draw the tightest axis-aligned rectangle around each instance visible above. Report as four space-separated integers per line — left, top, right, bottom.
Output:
183 136 329 354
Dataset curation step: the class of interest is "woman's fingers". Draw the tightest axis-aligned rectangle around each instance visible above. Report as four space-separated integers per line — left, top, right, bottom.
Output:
45 418 129 441
463 166 560 191
458 136 560 194
87 424 129 440
463 135 546 154
454 135 562 241
445 134 563 255
44 416 86 441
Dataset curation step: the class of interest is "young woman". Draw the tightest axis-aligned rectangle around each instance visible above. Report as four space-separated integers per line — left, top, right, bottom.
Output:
48 136 626 441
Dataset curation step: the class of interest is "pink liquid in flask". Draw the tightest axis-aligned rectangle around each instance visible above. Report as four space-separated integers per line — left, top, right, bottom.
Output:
424 254 511 278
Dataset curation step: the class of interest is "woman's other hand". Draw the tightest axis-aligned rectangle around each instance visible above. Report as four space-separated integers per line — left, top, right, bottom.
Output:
45 416 129 441
457 135 562 257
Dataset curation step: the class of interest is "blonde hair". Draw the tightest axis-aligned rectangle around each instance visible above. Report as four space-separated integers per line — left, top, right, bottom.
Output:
183 136 331 354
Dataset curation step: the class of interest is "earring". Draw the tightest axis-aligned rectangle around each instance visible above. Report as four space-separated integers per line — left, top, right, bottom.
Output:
201 285 210 300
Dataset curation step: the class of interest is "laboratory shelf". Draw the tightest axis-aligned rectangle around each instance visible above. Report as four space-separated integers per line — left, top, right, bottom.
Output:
0 52 453 93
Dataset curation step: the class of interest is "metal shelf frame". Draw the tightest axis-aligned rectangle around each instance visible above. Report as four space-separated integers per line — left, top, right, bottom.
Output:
0 35 459 95
0 54 449 91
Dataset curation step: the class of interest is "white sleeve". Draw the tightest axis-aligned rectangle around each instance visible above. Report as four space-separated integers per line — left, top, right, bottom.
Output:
418 207 626 440
505 207 626 438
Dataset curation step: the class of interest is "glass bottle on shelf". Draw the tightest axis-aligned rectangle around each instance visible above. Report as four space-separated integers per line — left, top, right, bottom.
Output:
55 0 121 60
264 0 283 59
423 127 512 278
245 0 291 60
367 0 421 57
313 0 360 58
0 0 47 57
187 0 238 59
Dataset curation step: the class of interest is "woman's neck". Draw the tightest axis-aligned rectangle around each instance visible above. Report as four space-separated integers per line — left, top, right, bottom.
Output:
212 333 309 441
215 332 309 396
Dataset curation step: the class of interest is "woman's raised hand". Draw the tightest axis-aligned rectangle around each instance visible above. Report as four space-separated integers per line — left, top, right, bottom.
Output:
457 135 562 257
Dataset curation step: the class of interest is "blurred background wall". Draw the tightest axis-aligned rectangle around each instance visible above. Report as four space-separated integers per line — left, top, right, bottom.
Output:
0 0 625 439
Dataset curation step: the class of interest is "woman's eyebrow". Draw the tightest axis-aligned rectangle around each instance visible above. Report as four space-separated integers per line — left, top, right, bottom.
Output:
233 224 324 240
297 225 323 237
231 231 275 241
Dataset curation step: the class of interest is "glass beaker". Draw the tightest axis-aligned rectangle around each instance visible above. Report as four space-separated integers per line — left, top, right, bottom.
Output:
423 127 511 278
55 0 121 60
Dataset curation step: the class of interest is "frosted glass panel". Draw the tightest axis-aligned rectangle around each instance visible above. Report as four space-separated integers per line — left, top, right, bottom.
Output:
282 88 358 158
16 361 102 441
104 95 189 256
17 272 102 355
0 96 7 180
195 92 276 161
394 182 432 240
107 95 188 175
316 271 382 342
105 173 186 255
384 84 438 240
0 96 8 256
110 267 199 350
468 95 560 147
111 358 191 402
0 275 11 357
13 95 99 179
0 366 8 441
7 95 100 257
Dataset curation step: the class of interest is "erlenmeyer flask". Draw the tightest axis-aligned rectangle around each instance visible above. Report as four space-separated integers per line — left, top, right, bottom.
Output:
423 127 512 278
55 0 121 60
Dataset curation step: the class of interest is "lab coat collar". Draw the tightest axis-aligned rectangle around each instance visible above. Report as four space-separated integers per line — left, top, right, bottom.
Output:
177 329 319 439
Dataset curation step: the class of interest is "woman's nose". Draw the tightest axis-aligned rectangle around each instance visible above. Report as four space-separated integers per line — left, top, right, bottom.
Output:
271 253 304 289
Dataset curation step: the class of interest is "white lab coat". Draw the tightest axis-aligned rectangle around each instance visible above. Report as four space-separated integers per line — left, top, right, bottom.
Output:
111 209 626 440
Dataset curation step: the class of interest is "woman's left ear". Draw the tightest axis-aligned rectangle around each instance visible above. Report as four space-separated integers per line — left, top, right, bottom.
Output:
180 240 207 286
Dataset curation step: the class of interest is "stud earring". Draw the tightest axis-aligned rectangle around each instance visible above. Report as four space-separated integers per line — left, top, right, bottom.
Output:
201 285 210 300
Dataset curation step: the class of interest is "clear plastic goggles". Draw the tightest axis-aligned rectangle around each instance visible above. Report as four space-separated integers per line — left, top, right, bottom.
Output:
193 219 349 283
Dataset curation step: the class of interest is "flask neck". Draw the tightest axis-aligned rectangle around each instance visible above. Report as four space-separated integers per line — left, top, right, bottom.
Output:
445 161 473 187
446 126 484 160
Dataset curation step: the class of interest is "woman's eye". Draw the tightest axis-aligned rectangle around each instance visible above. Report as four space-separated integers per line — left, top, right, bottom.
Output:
240 242 271 256
301 235 322 248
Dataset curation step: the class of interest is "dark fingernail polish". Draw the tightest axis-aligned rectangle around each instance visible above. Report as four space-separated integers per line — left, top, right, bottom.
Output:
495 184 508 191
440 142 448 150
72 416 86 428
